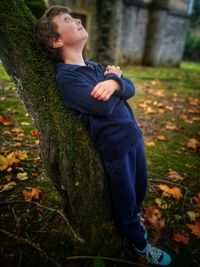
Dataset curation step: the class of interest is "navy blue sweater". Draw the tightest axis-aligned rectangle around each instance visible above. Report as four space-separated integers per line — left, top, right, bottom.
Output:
56 60 142 161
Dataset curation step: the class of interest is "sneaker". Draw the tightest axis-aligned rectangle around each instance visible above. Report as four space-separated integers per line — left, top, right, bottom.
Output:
133 241 172 266
138 213 148 239
140 220 148 239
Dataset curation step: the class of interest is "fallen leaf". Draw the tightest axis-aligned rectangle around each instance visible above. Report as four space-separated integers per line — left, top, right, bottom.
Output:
157 184 183 200
11 127 23 133
187 211 197 222
22 187 41 202
167 170 184 182
165 122 178 130
30 129 39 137
0 115 12 126
15 150 28 160
186 138 199 150
3 174 13 182
188 108 200 114
6 152 20 166
156 135 167 141
145 141 156 147
192 193 200 207
186 220 200 238
154 197 168 209
173 233 189 245
17 172 28 181
154 90 165 97
0 154 8 171
146 107 157 114
142 204 165 235
0 182 17 192
138 103 148 109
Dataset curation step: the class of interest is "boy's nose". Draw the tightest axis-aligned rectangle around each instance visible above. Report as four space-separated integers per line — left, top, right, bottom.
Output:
75 18 81 25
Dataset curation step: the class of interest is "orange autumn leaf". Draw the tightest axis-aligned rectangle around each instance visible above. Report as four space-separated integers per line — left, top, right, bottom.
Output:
0 115 13 126
30 129 39 137
186 138 200 150
186 220 200 238
15 150 28 160
173 233 189 245
22 187 41 202
157 184 183 200
138 103 148 109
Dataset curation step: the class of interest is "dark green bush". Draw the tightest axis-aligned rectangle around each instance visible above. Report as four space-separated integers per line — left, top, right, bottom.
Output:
183 34 200 61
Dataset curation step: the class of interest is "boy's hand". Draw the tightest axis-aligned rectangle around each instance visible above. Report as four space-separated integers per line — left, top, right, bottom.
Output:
104 65 122 77
91 80 120 101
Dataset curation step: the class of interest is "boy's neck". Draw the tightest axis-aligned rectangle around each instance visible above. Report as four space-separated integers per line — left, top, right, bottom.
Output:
62 46 86 66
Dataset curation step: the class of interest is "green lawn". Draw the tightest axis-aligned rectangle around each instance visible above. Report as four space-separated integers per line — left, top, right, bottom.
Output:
0 60 200 267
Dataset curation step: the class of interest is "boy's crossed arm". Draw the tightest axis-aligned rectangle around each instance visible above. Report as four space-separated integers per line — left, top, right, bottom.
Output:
91 65 135 101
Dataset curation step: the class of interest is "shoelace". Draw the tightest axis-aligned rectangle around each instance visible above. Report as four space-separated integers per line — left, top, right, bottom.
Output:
145 245 163 264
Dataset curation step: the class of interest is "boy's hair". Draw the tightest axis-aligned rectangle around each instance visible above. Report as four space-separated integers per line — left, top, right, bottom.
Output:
33 5 71 62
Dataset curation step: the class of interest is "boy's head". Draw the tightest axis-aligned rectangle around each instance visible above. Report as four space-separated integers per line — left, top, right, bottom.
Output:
33 5 88 62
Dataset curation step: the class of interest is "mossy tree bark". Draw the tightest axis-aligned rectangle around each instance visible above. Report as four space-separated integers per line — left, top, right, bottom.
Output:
0 0 123 258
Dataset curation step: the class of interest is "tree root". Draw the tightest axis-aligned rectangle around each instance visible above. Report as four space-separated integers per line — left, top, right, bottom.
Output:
0 228 61 267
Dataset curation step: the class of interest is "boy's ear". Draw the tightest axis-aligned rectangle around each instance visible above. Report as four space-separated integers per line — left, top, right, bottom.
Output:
50 38 63 49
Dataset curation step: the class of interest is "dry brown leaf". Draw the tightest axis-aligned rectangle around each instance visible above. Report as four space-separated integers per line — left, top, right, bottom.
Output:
156 135 167 141
165 122 178 130
186 138 200 150
186 220 200 238
192 193 200 207
154 90 165 97
3 174 13 182
11 127 23 133
146 107 157 114
188 108 200 114
167 170 184 182
173 233 189 245
137 103 148 109
145 140 156 147
22 187 41 202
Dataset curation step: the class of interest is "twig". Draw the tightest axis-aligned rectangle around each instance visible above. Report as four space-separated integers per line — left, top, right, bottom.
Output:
31 201 85 244
0 228 61 267
66 255 147 267
149 178 189 191
0 199 85 245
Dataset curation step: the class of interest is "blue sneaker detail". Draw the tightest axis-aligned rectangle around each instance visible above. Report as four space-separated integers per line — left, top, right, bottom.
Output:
133 241 172 266
140 221 148 240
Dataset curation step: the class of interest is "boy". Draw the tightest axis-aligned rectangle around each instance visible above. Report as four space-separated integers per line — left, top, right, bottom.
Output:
33 5 172 266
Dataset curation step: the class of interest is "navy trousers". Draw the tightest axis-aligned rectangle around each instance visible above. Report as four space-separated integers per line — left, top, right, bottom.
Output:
102 133 148 245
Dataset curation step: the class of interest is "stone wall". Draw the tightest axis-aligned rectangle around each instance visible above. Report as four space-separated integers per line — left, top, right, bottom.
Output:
47 0 194 66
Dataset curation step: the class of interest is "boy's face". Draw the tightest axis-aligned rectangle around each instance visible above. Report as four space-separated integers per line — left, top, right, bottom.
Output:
51 12 88 48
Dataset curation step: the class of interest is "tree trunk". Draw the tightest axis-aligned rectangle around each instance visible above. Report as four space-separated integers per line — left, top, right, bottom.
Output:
0 0 123 257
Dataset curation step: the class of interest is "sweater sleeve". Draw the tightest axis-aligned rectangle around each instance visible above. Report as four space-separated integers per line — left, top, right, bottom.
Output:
56 70 121 117
103 72 135 100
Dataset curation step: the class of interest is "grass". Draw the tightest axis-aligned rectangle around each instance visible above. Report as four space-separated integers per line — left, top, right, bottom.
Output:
0 60 200 267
